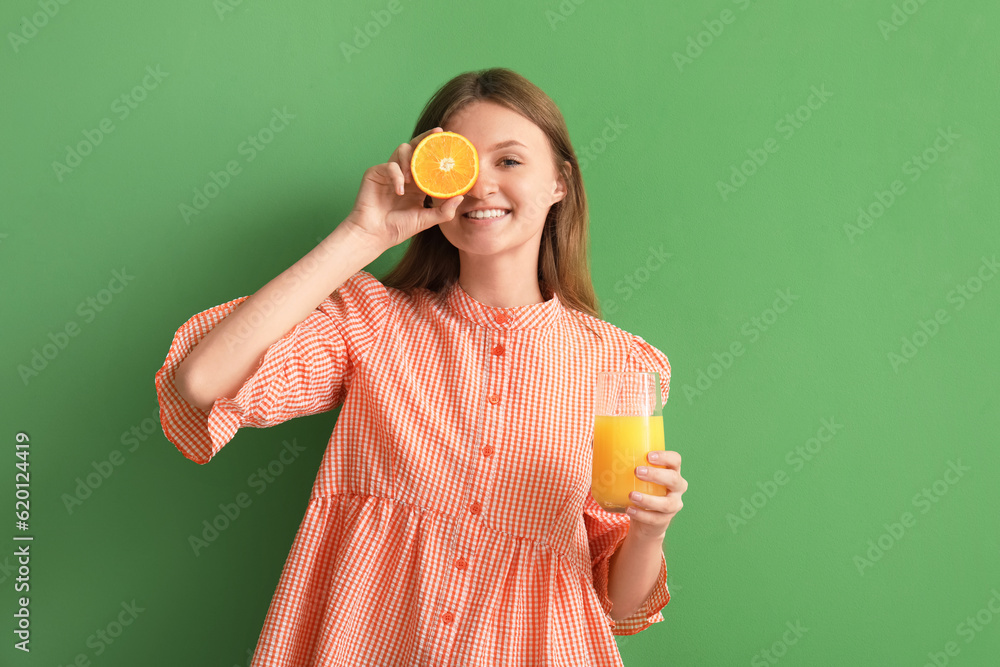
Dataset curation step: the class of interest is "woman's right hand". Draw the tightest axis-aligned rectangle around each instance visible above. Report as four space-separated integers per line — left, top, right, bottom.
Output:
344 127 465 250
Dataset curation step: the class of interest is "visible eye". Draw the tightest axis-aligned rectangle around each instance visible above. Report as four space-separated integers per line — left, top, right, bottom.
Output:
499 157 522 167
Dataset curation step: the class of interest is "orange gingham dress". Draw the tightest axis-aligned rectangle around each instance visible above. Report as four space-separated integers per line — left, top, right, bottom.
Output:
155 270 671 666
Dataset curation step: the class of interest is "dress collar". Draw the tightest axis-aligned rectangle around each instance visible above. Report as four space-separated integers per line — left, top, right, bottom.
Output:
444 280 562 331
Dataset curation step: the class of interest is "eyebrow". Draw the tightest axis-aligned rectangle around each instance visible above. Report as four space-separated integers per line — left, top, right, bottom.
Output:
487 139 528 152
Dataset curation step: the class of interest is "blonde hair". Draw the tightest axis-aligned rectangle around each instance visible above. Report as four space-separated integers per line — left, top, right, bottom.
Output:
380 67 600 318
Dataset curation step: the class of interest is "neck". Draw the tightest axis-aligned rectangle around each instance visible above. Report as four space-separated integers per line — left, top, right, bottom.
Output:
457 249 546 308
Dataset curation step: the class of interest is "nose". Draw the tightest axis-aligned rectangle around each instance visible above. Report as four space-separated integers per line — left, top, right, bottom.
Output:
464 164 497 200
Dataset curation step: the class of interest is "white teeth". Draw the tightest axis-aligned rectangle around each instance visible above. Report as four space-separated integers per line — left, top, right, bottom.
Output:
466 208 510 219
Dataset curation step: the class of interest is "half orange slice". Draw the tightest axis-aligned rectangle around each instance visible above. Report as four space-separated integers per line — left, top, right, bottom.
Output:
410 131 479 199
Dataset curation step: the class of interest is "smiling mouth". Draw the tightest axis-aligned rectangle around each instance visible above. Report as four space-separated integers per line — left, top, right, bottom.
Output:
462 209 511 221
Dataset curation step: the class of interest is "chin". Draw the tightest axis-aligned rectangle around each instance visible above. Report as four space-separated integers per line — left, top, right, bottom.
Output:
454 241 506 257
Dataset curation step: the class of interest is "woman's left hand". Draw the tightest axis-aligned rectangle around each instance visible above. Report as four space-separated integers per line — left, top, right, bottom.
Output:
627 450 687 541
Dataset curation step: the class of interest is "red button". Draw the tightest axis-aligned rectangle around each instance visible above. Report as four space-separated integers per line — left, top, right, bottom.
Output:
455 557 467 570
482 445 494 457
470 501 482 515
442 611 454 624
494 312 509 324
492 344 505 356
488 393 500 404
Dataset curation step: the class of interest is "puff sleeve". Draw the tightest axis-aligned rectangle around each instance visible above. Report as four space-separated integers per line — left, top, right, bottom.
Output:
584 334 672 635
154 270 390 465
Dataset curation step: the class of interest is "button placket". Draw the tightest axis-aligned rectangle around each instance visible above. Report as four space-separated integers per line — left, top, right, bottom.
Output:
436 323 507 649
485 331 505 460
470 323 507 540
486 327 507 407
434 285 568 661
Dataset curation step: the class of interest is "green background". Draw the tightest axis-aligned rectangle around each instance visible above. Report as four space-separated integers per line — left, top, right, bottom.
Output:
2 0 998 665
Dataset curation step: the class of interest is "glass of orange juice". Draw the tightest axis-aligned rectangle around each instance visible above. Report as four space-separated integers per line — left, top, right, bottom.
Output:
592 371 665 513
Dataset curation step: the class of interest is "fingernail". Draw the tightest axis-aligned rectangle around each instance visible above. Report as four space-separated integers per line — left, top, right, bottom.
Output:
630 491 643 501
637 466 648 476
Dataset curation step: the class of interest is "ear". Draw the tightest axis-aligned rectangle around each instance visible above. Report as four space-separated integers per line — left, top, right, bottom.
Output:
552 160 571 205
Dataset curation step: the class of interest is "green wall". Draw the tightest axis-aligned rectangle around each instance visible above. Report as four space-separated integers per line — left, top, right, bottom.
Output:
2 1 998 665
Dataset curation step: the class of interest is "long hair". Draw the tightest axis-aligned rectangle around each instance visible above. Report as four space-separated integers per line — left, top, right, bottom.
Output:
380 67 600 319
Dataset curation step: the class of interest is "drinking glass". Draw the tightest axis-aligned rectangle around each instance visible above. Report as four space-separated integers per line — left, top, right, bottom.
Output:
592 371 666 513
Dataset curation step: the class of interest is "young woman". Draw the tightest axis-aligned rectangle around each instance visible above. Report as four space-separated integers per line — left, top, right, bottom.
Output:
155 67 687 666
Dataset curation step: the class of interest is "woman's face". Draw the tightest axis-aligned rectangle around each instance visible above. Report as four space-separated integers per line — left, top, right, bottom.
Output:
431 100 568 260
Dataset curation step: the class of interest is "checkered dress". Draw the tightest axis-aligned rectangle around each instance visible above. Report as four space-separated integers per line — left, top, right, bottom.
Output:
155 270 671 666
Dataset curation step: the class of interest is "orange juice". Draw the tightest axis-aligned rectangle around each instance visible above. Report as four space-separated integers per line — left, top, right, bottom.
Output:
591 415 665 512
